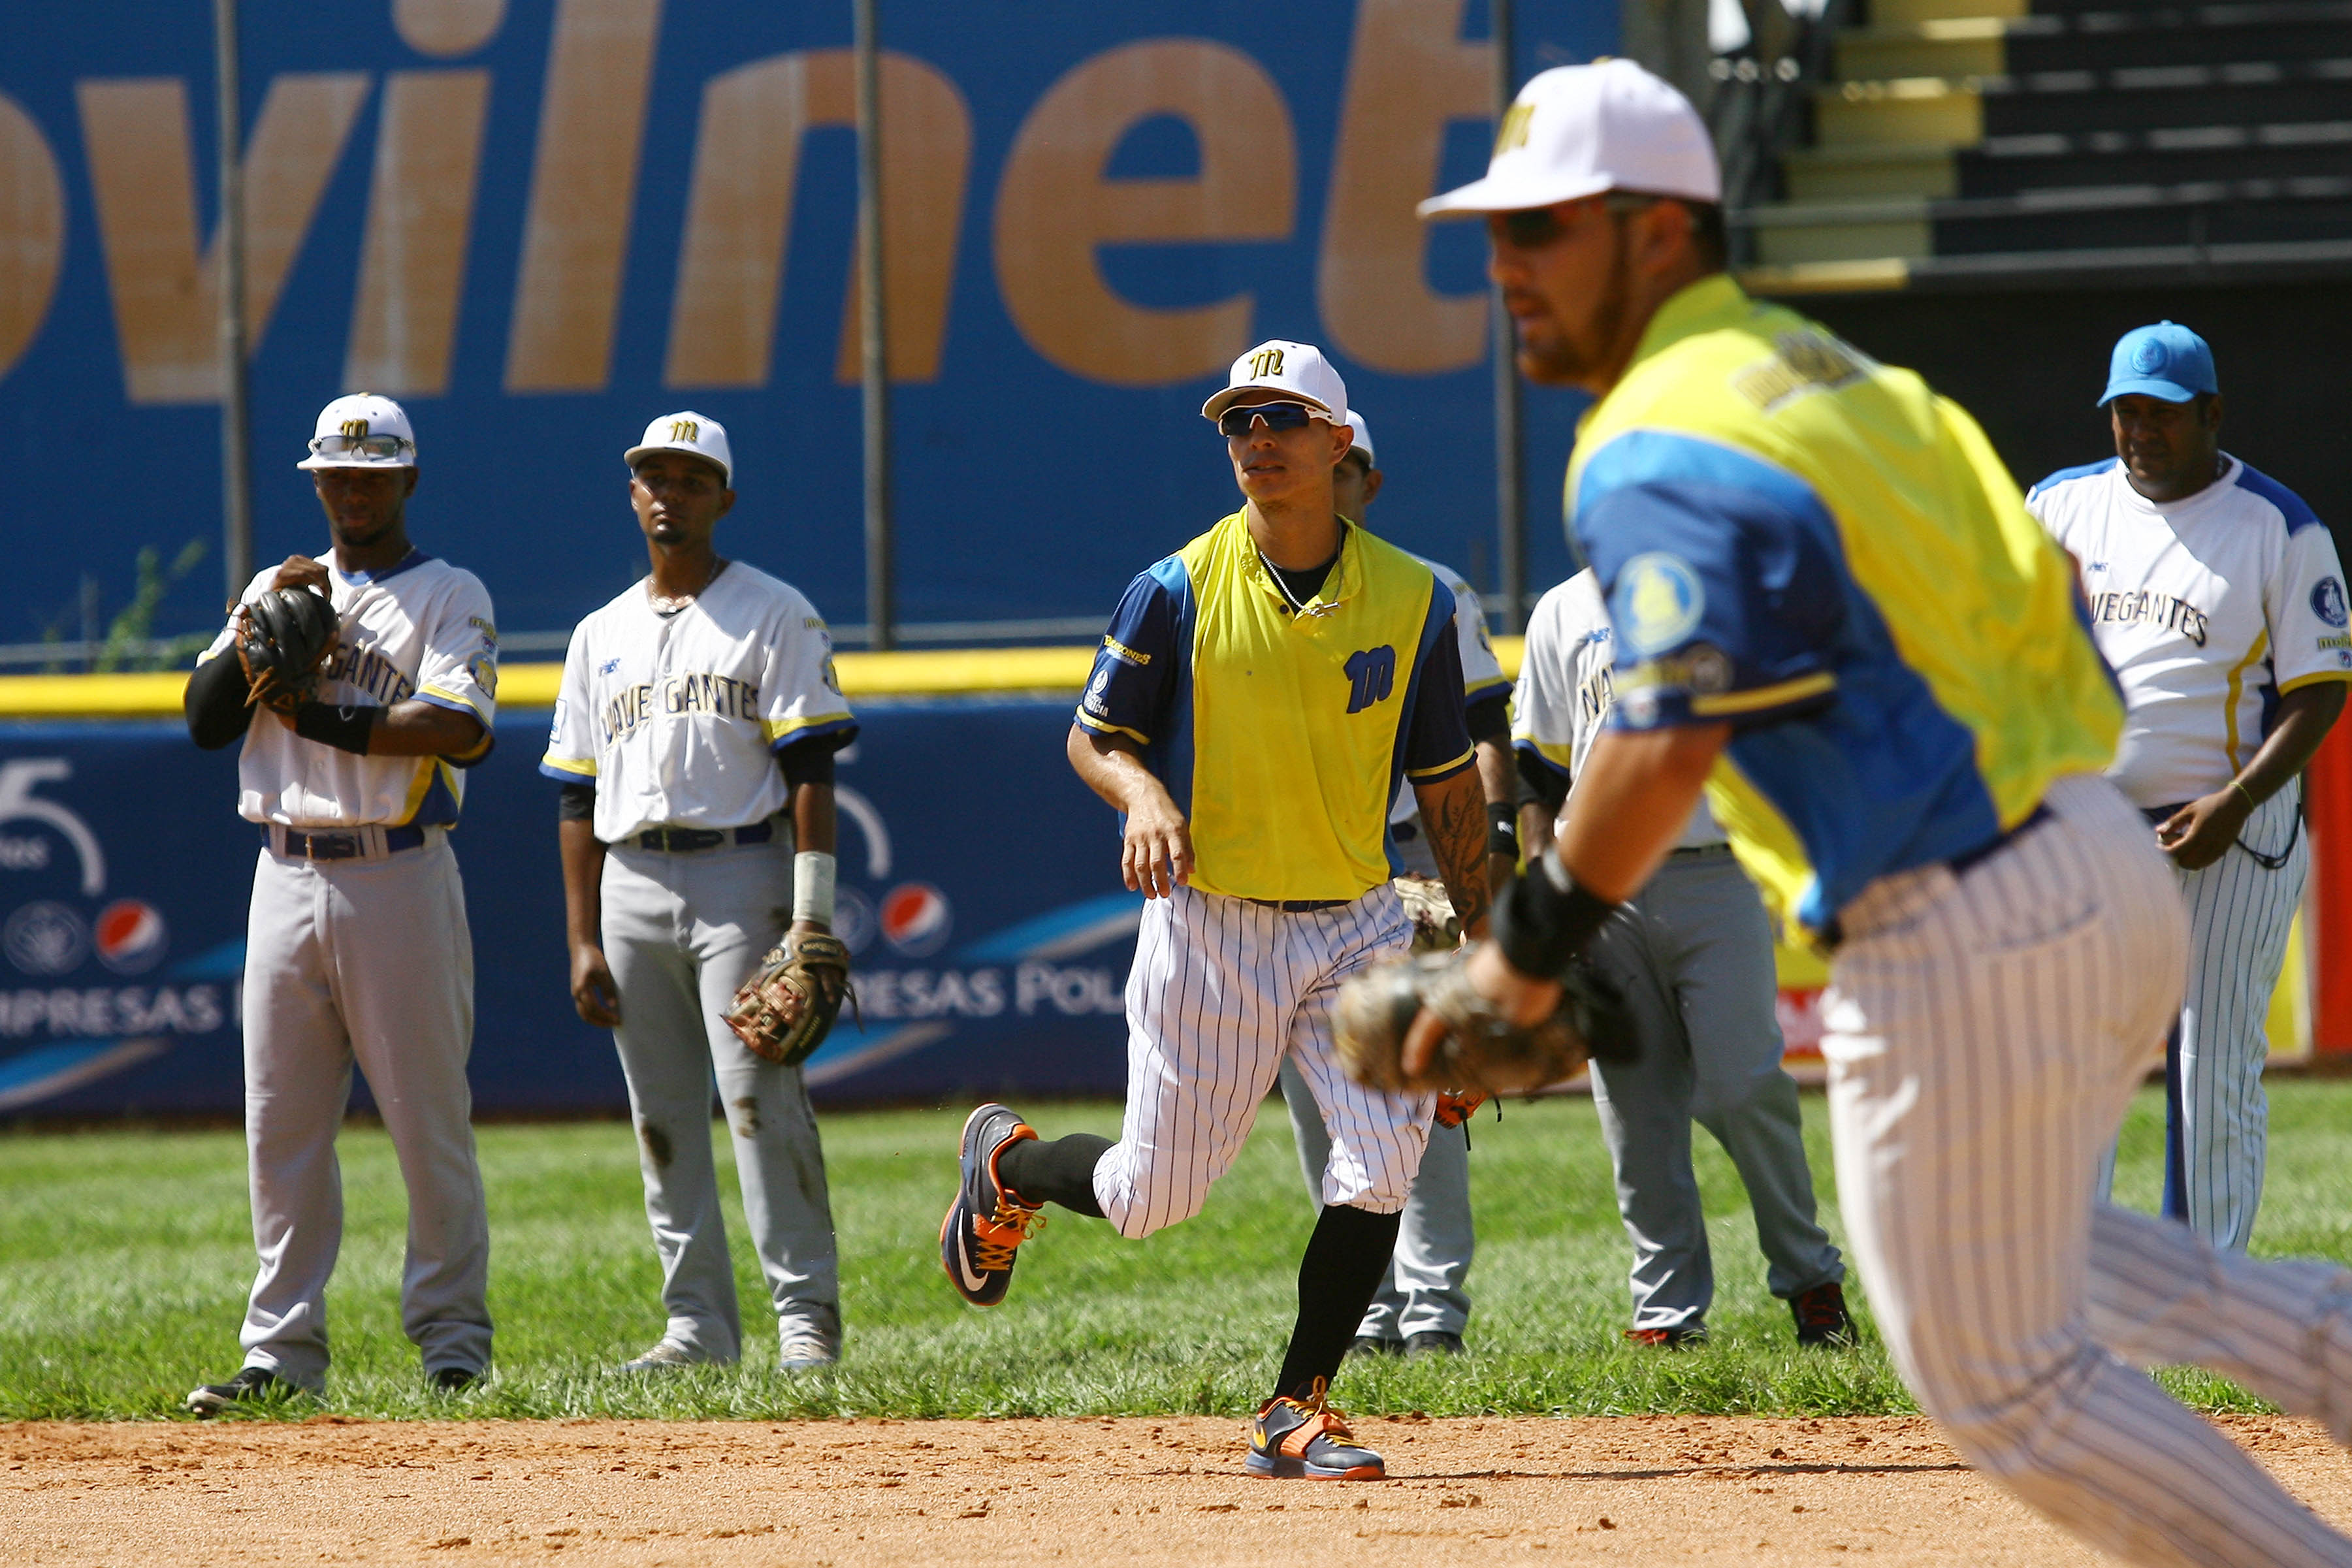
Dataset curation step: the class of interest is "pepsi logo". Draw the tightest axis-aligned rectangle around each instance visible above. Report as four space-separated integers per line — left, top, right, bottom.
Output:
878 882 952 957
94 898 168 974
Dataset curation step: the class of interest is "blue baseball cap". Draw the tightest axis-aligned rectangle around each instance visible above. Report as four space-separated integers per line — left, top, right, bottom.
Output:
2100 321 2217 406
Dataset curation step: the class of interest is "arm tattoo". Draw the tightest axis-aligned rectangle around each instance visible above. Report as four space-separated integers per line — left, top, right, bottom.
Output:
1420 772 1490 935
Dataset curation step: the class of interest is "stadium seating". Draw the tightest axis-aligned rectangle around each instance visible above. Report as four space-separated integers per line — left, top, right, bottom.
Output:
1730 0 2352 285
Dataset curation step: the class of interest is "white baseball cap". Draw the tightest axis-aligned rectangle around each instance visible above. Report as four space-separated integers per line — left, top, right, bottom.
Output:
1200 340 1348 426
1344 411 1376 467
625 410 733 487
1419 59 1720 218
297 392 417 470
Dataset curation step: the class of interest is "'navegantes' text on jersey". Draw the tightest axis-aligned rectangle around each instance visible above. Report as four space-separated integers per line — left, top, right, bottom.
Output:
541 562 856 842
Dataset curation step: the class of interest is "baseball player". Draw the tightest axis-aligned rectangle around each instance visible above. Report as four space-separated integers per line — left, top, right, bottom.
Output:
1515 569 1848 1348
1276 409 1513 1359
940 341 1484 1481
543 413 855 1373
182 393 498 1412
1416 59 2352 1565
2027 323 2350 1254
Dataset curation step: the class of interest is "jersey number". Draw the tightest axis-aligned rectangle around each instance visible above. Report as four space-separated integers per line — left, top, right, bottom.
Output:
1343 646 1396 714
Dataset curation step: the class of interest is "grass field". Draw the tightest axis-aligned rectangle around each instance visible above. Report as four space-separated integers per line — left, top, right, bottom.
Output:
7 1078 2352 1422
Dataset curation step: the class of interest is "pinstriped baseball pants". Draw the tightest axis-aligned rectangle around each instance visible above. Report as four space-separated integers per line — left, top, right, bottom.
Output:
2170 785 2306 1252
1093 884 1434 1240
1826 774 2352 1567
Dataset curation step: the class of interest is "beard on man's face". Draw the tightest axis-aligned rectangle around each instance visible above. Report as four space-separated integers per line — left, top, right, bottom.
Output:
1512 229 1632 387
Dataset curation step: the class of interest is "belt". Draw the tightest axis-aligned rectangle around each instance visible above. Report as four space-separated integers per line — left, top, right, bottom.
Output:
269 824 427 861
2142 803 2188 825
1246 897 1349 913
633 820 775 853
1669 842 1732 859
1820 803 2053 952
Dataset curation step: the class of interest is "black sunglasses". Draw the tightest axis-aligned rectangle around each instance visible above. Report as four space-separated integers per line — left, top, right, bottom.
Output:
1217 402 1321 438
1494 193 1660 249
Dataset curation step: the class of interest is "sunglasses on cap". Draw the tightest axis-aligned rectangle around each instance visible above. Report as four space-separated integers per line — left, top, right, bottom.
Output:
1217 402 1325 438
308 432 413 460
1492 192 1661 249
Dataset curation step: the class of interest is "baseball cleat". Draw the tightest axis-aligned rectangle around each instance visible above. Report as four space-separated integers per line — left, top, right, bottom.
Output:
185 1366 288 1417
777 1334 839 1372
940 1102 1045 1307
1624 1324 1708 1349
617 1340 708 1373
1404 1330 1464 1358
1348 1335 1404 1359
428 1366 480 1393
1791 1281 1859 1348
1246 1379 1385 1480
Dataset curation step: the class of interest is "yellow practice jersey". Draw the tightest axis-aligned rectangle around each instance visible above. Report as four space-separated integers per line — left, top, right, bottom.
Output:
1076 513 1475 901
1566 273 2122 935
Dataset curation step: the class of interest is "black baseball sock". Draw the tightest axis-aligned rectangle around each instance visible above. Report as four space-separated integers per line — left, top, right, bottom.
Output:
1271 1203 1403 1405
995 1132 1110 1218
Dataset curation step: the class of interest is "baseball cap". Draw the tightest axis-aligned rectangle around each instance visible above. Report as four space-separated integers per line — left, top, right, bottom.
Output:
2100 322 2217 406
1201 340 1347 426
625 410 733 487
1419 59 1720 218
1343 411 1376 467
297 392 417 470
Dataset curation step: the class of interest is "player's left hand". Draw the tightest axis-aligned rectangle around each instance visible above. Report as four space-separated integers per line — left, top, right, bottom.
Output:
1400 942 1559 1082
2157 787 2251 871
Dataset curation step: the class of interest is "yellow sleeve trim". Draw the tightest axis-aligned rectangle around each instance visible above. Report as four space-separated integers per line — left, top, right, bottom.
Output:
1405 746 1476 782
761 711 855 744
1074 710 1152 746
417 683 494 722
2278 671 2352 694
540 752 598 777
1521 737 1577 775
1464 675 1513 701
1690 671 1837 718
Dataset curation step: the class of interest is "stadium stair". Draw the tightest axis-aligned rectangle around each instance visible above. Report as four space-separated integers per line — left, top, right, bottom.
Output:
1730 0 2352 291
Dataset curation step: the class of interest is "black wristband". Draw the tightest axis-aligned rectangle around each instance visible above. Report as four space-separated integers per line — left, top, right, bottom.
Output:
1492 850 1617 978
1485 799 1519 857
292 702 377 756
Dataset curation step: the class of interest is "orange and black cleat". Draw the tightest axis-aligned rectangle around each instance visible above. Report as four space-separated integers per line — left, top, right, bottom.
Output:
940 1103 1045 1307
1246 1379 1385 1480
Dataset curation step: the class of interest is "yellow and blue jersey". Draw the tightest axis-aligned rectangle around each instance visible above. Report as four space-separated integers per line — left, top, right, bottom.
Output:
1568 274 2121 936
1077 513 1474 902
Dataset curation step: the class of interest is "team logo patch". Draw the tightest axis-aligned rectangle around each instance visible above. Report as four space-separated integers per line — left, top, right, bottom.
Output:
1613 554 1705 656
4 901 88 976
93 898 167 975
2129 337 2168 374
880 882 953 957
2313 577 2349 629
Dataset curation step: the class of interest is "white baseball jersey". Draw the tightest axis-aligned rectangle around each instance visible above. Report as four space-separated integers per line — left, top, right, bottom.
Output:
2027 455 2352 809
1387 556 1509 824
540 562 855 843
201 551 498 828
1513 570 1721 850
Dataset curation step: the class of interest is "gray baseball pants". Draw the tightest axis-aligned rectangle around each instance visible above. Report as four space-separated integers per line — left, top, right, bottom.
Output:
1281 1057 1473 1339
1585 846 1843 1332
602 837 839 1362
238 830 492 1390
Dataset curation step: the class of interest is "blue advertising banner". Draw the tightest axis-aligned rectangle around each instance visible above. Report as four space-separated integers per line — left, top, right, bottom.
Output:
0 1 1609 653
0 698 1150 1117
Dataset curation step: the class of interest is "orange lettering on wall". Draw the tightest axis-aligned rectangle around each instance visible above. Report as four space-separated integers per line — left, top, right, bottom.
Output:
0 93 64 387
345 71 492 396
77 74 371 406
1319 0 1492 375
503 0 661 394
664 50 971 389
993 39 1294 388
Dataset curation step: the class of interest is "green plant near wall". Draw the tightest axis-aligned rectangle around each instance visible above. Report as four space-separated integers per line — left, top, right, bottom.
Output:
35 540 214 673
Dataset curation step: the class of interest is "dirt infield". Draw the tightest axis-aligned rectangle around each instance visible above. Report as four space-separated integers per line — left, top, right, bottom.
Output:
8 1414 2351 1565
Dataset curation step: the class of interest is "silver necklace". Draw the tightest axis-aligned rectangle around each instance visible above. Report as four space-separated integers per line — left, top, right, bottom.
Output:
1259 549 1330 617
649 558 726 616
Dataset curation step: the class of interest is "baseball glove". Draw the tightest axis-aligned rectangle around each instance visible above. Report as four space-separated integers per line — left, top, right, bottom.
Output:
1334 948 1636 1098
234 587 340 714
1392 875 1461 954
722 929 854 1067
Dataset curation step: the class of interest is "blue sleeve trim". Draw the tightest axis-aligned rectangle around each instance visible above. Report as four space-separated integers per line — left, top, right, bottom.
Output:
2025 456 2119 502
1396 571 1473 775
1514 738 1573 780
539 759 590 783
413 688 489 721
1078 560 1185 750
2232 461 2326 536
767 714 860 754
